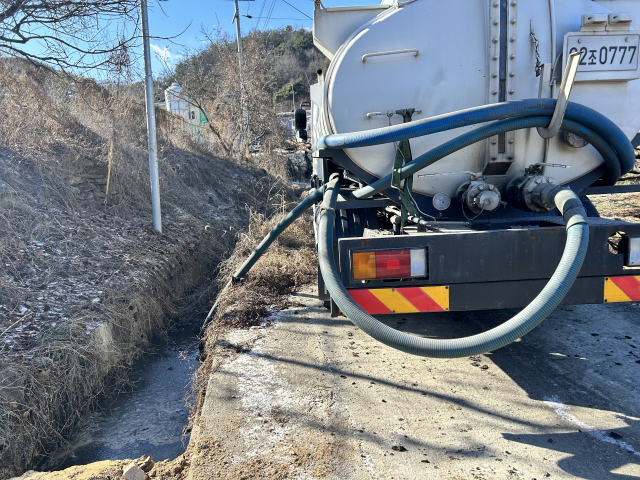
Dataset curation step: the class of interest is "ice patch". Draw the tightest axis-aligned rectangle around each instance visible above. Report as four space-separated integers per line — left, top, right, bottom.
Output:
544 395 640 456
225 310 299 459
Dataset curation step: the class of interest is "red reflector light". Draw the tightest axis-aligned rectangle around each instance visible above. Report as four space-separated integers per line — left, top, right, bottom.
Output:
375 249 411 278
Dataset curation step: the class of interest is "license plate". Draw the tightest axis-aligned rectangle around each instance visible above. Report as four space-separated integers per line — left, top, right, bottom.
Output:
564 33 640 81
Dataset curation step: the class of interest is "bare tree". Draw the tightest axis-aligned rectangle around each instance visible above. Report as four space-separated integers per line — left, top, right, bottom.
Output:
0 0 142 72
156 26 325 159
158 29 283 158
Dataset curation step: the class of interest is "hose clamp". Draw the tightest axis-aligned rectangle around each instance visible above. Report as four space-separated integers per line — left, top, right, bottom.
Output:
563 204 588 229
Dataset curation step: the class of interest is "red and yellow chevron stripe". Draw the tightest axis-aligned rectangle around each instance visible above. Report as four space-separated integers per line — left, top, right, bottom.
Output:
605 276 640 303
348 286 449 314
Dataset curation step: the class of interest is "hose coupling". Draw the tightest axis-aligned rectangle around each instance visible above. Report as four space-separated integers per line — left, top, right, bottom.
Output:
507 175 587 228
506 174 558 213
535 185 588 229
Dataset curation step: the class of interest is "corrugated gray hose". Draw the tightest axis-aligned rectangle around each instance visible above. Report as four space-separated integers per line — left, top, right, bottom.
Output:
317 178 589 358
202 188 325 328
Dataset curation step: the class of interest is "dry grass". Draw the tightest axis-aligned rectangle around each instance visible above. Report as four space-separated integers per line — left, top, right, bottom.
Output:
590 192 640 223
214 194 317 328
213 191 317 313
0 60 295 479
589 155 640 223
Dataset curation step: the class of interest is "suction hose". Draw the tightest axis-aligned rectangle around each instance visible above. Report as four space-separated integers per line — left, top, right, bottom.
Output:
317 177 589 358
317 98 635 184
349 116 625 199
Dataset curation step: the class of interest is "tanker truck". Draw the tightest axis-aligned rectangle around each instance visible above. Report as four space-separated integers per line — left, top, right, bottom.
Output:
214 0 640 358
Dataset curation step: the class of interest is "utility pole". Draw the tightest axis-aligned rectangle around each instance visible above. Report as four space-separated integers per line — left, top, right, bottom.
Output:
233 0 243 66
140 0 162 233
233 0 249 132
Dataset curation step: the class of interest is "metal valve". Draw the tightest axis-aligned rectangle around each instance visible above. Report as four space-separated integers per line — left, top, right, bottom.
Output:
506 174 558 212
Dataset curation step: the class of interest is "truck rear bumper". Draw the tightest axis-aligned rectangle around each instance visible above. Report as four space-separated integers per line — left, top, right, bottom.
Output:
347 276 640 313
333 216 640 312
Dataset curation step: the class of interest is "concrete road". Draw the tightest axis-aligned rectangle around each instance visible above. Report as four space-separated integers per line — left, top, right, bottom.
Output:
187 288 640 480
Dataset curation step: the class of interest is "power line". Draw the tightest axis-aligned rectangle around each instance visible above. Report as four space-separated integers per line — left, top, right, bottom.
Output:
262 0 272 28
281 0 312 20
263 0 276 29
267 0 277 29
257 0 266 26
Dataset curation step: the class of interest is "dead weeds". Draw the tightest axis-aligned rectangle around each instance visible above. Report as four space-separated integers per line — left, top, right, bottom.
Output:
0 60 296 479
590 192 640 223
212 191 317 331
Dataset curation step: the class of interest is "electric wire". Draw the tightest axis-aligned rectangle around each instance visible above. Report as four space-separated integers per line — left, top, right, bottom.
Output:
263 0 277 29
257 0 267 26
281 0 313 19
262 0 274 29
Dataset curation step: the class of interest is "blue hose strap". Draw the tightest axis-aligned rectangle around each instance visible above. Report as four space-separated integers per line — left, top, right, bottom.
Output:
355 115 623 199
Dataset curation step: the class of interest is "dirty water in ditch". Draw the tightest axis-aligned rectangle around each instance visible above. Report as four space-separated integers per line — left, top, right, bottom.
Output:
40 321 200 471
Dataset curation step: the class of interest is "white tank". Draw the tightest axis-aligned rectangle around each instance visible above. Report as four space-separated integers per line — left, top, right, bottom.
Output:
311 0 640 198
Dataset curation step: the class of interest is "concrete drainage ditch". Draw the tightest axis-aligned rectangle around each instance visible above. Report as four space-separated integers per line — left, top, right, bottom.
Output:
38 320 200 472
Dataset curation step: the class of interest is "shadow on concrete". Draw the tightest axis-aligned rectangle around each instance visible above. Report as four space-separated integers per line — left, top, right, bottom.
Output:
215 338 550 431
503 427 640 480
277 295 640 480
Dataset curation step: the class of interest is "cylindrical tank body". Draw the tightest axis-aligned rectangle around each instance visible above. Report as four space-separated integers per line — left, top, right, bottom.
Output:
311 0 640 198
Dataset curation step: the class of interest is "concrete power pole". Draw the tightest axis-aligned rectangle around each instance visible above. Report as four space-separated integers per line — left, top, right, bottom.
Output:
234 0 243 65
233 0 249 132
141 0 162 233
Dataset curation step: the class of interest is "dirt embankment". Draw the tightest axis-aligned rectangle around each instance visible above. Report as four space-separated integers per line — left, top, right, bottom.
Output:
7 183 319 480
0 61 296 479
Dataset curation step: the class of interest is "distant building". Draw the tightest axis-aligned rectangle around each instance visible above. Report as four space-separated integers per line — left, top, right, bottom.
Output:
164 83 207 140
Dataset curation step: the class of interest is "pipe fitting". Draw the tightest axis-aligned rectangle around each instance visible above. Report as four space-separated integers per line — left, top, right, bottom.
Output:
538 185 587 229
457 181 502 215
506 174 558 212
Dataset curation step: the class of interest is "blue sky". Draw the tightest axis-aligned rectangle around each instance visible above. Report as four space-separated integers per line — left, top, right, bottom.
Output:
147 0 380 73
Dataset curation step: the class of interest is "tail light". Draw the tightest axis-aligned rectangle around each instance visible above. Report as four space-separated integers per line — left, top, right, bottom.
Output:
624 236 640 266
352 248 426 280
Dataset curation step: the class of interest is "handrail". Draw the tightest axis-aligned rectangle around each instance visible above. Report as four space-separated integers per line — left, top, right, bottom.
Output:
366 109 422 119
362 49 419 63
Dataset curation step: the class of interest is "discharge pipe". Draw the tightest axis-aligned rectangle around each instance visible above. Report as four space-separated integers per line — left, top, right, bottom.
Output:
203 188 324 326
